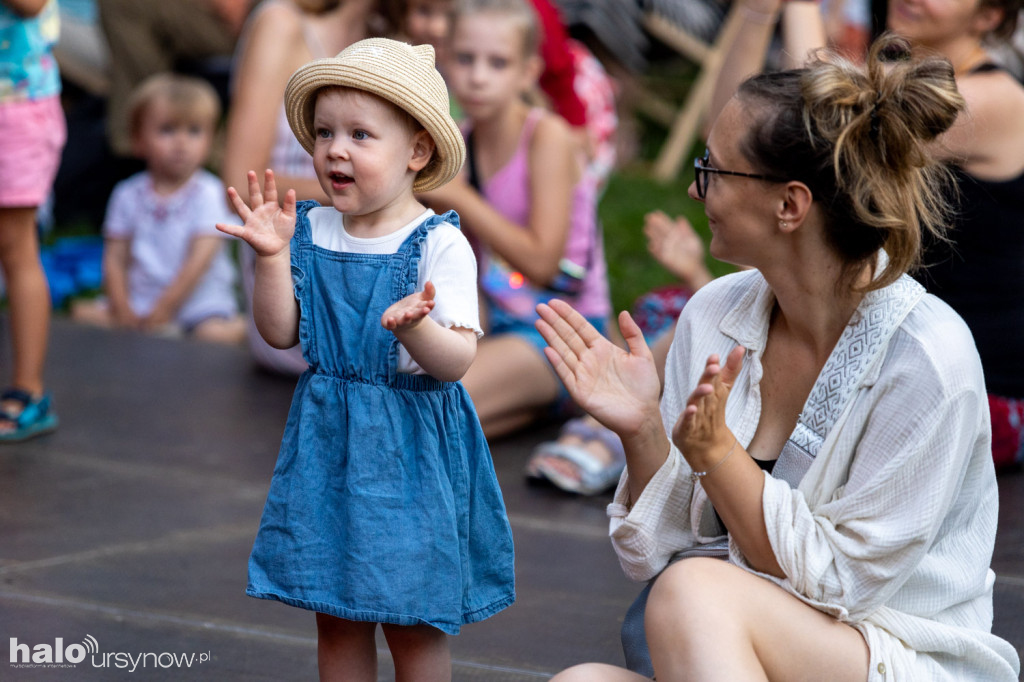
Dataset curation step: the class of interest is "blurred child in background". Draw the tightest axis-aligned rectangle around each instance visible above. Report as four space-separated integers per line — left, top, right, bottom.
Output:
421 0 612 439
72 73 245 344
387 0 617 185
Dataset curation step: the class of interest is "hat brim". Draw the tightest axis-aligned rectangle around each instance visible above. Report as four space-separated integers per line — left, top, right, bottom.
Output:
284 59 465 193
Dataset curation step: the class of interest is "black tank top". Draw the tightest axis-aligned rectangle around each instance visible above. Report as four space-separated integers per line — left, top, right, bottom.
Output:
917 67 1024 398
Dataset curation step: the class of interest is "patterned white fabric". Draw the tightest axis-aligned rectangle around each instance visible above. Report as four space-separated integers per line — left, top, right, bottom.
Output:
772 276 924 486
606 269 1020 681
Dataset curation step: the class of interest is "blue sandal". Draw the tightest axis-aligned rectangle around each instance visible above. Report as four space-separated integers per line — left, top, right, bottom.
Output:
526 417 626 496
0 388 59 443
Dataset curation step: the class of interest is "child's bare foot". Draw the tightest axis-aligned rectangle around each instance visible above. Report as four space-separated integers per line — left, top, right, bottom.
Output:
192 316 248 345
644 211 712 289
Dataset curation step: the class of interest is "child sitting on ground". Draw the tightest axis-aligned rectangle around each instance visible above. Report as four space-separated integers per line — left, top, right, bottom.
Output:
216 38 515 681
421 0 612 439
72 73 245 344
527 210 717 495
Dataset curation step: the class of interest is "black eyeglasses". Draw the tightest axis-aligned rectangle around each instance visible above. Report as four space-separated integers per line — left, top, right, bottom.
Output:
693 149 787 199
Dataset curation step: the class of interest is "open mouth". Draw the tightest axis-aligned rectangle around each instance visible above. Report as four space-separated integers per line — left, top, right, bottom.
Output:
328 171 354 189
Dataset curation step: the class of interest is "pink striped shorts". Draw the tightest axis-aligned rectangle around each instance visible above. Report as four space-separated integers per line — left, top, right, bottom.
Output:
0 96 67 208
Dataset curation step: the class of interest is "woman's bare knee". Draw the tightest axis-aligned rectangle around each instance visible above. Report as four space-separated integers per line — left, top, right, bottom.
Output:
644 559 869 682
646 557 728 629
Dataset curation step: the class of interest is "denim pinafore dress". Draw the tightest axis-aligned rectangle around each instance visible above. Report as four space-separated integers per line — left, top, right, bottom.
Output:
247 202 516 634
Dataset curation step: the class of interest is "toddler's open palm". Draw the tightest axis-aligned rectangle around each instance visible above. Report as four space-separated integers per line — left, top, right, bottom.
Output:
382 282 437 332
217 170 296 257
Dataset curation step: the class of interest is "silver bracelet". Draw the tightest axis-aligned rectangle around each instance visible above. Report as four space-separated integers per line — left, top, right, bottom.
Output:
690 437 739 484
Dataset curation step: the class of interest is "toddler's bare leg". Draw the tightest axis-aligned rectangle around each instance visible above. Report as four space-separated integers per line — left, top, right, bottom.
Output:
381 623 451 682
315 614 376 682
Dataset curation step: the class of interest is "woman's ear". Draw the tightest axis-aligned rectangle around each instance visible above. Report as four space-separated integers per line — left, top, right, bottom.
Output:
409 130 436 173
971 4 1004 36
776 180 813 233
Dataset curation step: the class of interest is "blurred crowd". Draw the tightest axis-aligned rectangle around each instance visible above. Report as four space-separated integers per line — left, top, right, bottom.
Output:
2 0 1023 469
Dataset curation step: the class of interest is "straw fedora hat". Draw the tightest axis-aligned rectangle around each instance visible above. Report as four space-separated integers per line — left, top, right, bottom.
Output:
284 38 465 193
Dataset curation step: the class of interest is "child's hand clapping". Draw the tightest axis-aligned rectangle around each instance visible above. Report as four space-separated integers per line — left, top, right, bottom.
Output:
644 211 712 290
382 281 437 332
217 170 297 258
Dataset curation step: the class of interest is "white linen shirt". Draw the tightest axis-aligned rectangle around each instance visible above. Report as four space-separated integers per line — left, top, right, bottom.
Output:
607 269 1020 681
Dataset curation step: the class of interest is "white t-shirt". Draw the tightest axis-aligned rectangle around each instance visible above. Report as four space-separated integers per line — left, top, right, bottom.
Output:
103 170 239 326
309 207 482 375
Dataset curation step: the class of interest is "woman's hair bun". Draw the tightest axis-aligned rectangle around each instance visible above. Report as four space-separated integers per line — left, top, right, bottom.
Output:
866 34 961 144
801 33 963 172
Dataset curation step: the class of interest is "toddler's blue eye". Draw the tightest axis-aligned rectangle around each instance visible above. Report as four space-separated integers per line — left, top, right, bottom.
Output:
316 128 332 139
353 130 368 141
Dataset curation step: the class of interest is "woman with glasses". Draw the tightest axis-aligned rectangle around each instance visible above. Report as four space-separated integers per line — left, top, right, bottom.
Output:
536 35 1019 681
710 0 1024 471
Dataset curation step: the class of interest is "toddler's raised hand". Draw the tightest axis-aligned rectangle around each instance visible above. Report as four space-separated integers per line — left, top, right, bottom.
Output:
382 281 437 332
217 170 296 258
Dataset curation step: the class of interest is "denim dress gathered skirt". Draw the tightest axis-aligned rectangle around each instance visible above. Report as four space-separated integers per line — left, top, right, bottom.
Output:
247 202 516 635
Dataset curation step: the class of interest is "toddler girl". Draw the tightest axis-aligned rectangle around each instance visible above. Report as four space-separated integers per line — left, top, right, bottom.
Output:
422 0 612 439
217 38 515 681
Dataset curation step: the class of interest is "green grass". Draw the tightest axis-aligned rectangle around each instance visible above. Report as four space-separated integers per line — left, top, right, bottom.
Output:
597 161 734 316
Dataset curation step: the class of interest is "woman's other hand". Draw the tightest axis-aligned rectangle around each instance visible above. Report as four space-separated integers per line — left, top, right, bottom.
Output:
536 299 662 438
